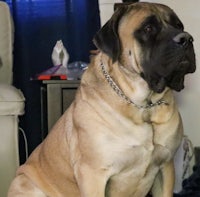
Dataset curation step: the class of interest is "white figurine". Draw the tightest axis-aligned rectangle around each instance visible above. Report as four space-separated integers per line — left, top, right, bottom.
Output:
51 40 69 67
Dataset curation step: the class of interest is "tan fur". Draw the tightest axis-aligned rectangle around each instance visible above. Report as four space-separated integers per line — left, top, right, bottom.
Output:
8 3 183 197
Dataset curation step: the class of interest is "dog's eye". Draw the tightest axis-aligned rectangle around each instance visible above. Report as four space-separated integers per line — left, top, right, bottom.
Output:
144 24 153 33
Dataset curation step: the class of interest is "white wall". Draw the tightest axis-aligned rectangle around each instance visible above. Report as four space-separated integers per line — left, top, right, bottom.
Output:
99 0 122 26
99 0 200 147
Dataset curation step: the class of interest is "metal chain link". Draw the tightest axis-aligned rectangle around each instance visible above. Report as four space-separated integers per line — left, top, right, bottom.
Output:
100 62 168 109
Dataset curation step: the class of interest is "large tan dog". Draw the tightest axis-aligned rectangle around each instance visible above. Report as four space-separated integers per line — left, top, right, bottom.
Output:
8 2 196 197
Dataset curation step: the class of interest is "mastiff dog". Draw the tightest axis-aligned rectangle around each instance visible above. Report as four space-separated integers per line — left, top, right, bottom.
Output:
8 2 196 197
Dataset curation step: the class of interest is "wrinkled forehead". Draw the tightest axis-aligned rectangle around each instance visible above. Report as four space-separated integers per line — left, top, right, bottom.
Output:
119 2 182 31
147 3 182 25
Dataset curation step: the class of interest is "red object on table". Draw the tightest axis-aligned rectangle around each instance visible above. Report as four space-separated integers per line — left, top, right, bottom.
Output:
35 65 67 80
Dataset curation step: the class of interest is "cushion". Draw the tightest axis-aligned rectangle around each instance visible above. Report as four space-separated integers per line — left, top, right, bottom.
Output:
0 84 25 115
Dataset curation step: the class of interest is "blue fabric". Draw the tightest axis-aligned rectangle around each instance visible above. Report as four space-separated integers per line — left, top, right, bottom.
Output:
3 0 100 163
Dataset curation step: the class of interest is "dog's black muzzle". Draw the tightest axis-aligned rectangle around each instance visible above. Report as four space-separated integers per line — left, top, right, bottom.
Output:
172 31 196 72
140 29 196 93
165 31 196 92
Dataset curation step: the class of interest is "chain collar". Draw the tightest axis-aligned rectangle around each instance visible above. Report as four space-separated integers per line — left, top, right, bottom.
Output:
100 61 169 109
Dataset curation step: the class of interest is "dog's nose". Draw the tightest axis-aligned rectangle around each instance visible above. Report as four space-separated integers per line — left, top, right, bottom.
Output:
173 32 193 47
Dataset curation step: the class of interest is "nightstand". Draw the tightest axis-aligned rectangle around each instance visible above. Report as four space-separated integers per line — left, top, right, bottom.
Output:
40 80 80 139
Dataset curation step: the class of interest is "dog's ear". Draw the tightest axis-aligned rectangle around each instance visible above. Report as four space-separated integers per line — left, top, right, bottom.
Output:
93 6 128 62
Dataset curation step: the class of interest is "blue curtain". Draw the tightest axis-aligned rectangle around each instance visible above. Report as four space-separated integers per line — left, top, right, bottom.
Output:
3 0 100 163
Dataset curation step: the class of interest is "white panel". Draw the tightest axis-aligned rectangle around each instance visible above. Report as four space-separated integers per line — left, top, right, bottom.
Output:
99 0 122 26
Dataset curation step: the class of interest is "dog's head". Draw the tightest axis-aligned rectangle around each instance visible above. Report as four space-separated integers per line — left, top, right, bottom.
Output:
94 2 196 93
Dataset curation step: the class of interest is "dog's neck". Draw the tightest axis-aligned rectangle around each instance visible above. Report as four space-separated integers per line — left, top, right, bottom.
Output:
99 54 169 109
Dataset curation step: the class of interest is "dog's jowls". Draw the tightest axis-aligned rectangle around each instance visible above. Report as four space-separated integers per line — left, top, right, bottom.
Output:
8 2 195 197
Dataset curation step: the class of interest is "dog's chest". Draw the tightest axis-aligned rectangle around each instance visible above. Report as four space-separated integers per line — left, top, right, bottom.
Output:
102 110 173 197
101 105 173 164
105 140 170 197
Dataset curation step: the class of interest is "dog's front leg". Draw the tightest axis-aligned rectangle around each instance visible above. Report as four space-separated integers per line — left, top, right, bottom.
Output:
74 163 108 197
151 160 175 197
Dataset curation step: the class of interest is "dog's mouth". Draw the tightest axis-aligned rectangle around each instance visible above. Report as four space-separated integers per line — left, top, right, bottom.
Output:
164 54 196 92
141 53 196 93
166 58 195 91
178 59 196 73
